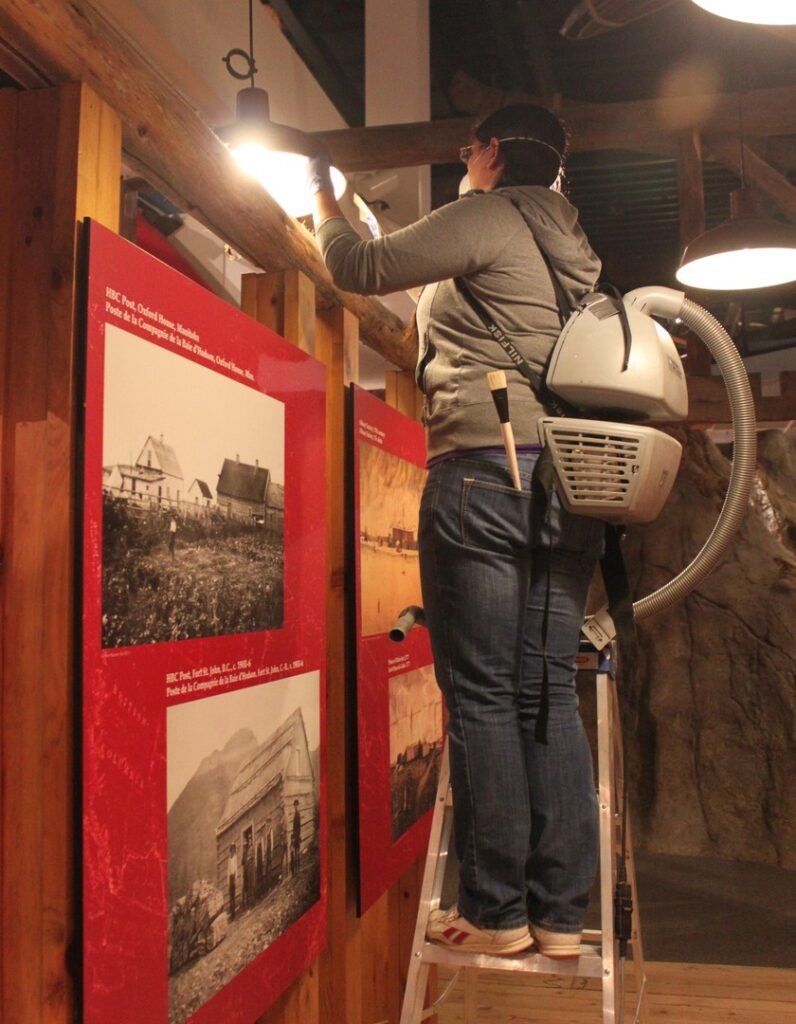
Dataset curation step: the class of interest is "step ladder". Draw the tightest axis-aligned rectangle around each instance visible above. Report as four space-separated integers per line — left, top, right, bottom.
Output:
399 641 649 1024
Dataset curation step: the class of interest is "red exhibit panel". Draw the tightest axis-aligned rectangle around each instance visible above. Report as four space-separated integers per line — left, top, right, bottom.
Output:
352 386 444 913
81 220 327 1024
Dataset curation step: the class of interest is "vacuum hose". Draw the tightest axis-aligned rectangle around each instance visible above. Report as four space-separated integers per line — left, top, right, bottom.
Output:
631 296 757 621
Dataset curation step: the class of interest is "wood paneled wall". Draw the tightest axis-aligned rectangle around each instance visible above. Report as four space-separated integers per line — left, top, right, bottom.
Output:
0 80 426 1024
0 82 121 1024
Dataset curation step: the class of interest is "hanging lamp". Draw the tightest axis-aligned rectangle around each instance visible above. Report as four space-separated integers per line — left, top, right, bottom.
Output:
216 0 346 217
677 186 796 289
689 1 796 25
676 90 796 290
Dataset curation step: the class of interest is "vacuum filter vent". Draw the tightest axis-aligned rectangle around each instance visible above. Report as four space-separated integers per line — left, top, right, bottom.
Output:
539 418 683 524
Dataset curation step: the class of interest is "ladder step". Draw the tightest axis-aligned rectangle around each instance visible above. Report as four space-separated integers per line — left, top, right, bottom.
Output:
417 941 605 978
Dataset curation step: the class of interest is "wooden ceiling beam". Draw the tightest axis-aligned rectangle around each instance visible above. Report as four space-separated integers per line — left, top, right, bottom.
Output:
0 0 412 367
763 135 796 173
314 118 474 173
447 69 796 141
315 76 796 172
708 137 796 225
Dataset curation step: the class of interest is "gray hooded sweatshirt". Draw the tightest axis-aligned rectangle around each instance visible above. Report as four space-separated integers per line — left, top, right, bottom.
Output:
317 186 601 460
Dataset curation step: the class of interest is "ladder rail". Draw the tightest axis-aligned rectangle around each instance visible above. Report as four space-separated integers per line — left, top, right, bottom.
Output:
399 744 452 1024
399 646 649 1024
597 672 620 1023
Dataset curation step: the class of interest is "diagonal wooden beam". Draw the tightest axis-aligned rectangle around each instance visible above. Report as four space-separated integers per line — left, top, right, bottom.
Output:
764 135 796 174
264 0 364 127
0 33 48 86
708 136 796 225
0 0 412 367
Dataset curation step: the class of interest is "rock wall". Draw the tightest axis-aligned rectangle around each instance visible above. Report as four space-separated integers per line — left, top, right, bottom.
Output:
621 428 795 868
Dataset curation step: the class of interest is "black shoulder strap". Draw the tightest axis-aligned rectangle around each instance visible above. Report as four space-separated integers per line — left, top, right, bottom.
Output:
453 275 576 419
453 276 545 394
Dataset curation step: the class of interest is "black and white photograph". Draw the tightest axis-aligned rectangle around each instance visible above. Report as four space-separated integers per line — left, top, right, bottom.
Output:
166 672 321 1024
358 442 425 637
101 325 285 647
389 664 443 842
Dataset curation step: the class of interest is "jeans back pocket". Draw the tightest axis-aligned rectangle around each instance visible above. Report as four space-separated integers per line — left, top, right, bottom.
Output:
460 476 532 555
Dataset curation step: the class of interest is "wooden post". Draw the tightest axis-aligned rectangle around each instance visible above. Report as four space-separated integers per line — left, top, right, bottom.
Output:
0 82 120 1024
385 369 424 422
242 268 317 356
242 269 320 1024
314 304 363 1024
677 130 712 378
361 892 392 1024
383 368 437 1023
678 129 706 251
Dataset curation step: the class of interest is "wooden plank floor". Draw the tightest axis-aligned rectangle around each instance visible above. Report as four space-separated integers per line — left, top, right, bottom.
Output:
435 961 796 1023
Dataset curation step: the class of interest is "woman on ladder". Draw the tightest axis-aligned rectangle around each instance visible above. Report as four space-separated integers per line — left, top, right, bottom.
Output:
309 103 603 958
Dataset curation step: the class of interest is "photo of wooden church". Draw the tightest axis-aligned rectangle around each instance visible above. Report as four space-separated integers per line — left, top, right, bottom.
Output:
100 325 285 647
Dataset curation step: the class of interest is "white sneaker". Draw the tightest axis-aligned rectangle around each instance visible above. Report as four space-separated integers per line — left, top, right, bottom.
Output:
529 922 582 958
427 906 532 956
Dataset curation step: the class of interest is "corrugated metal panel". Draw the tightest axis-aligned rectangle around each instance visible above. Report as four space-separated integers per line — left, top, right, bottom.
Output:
566 151 740 250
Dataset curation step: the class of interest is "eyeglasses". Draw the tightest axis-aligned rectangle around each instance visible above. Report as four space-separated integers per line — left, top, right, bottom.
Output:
459 136 563 165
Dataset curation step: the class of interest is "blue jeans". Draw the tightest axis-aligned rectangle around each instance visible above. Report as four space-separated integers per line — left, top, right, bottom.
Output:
419 451 603 933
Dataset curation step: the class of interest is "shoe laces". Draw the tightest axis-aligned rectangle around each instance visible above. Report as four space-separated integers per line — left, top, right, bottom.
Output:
437 906 461 924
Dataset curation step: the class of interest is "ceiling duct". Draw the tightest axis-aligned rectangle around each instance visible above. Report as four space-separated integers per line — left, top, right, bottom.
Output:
560 0 678 40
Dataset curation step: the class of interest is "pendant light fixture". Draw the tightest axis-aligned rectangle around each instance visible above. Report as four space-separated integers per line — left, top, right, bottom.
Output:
216 0 346 217
690 1 796 24
676 89 796 290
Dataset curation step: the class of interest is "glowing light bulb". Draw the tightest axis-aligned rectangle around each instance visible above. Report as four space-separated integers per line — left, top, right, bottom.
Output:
690 0 796 24
230 143 347 217
676 247 796 289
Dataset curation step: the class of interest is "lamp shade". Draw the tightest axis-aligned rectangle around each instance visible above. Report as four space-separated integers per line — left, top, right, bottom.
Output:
217 87 347 217
690 0 796 24
676 217 796 289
